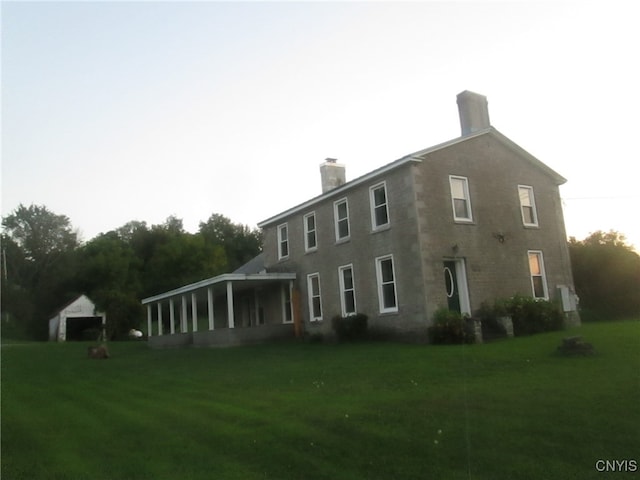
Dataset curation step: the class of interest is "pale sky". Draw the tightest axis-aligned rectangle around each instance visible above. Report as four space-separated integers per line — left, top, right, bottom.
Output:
2 1 639 250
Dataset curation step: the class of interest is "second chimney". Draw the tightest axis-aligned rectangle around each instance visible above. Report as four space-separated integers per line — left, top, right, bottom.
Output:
319 158 346 193
457 90 490 136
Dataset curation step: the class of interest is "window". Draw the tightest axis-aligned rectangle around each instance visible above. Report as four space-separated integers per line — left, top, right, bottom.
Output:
339 265 357 316
518 185 538 227
304 212 317 252
370 182 390 230
528 251 548 299
449 176 473 222
307 273 323 321
375 255 398 313
277 223 289 259
334 198 350 241
282 284 293 324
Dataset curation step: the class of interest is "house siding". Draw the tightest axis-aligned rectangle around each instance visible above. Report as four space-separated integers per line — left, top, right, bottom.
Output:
262 130 577 340
414 133 575 319
263 164 427 336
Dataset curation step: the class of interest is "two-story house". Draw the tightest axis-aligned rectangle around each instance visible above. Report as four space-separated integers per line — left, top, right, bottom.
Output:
142 91 579 347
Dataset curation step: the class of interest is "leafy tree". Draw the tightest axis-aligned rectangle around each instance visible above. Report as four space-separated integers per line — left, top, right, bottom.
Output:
143 232 227 296
199 213 262 271
2 204 80 339
73 232 144 338
569 230 640 320
2 204 78 263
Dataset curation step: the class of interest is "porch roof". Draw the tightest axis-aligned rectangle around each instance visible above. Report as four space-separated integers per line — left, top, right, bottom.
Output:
141 272 296 305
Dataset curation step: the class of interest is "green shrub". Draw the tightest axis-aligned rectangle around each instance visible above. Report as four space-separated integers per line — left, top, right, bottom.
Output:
504 294 564 336
427 308 475 345
332 313 368 342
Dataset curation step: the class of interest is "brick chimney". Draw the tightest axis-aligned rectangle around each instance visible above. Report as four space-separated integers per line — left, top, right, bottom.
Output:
319 158 345 193
457 90 490 136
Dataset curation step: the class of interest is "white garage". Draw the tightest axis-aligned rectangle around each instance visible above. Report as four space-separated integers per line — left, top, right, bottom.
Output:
48 295 106 342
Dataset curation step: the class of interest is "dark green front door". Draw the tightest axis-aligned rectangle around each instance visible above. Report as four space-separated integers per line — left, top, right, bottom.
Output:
443 260 461 313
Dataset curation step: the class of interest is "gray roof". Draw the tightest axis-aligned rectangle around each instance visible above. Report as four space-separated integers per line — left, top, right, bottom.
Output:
232 253 266 274
257 127 566 228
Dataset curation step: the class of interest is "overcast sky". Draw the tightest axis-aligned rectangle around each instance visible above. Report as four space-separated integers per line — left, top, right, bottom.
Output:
2 1 639 250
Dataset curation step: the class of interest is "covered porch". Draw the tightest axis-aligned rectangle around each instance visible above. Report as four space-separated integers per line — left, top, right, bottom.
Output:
141 272 298 348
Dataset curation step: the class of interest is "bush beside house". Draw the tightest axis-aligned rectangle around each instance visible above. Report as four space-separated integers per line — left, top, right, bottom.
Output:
427 308 476 345
476 295 564 339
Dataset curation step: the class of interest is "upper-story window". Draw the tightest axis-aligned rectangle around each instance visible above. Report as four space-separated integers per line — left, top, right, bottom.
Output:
518 185 539 227
375 254 398 313
277 223 289 259
339 264 357 316
304 212 317 252
528 250 548 299
334 198 350 241
370 182 390 230
449 175 473 222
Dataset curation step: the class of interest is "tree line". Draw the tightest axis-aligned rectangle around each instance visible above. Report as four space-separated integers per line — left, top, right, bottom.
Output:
568 230 639 322
2 204 639 341
2 204 262 340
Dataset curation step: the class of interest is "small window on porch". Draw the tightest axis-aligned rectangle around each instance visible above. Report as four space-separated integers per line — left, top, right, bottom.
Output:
282 284 293 324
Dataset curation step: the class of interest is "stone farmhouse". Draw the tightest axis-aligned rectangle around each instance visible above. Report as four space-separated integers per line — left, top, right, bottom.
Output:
142 91 579 347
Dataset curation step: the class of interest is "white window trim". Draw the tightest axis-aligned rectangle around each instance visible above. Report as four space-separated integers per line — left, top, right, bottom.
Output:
277 223 289 260
281 283 293 324
303 212 317 252
449 175 473 223
375 254 399 314
518 185 539 227
369 181 390 231
334 198 351 242
528 250 549 300
307 273 323 322
338 264 357 317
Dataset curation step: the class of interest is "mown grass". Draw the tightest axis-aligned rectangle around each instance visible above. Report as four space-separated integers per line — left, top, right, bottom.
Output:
2 320 639 480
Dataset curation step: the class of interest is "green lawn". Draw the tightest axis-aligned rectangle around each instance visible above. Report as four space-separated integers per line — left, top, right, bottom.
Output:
2 321 638 480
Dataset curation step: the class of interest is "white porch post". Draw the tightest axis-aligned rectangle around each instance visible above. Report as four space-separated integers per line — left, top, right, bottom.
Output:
157 303 163 336
254 290 259 326
191 292 198 332
207 287 215 331
288 280 294 323
169 299 175 334
147 305 152 337
181 295 188 332
226 281 235 329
